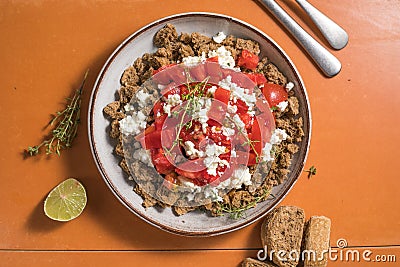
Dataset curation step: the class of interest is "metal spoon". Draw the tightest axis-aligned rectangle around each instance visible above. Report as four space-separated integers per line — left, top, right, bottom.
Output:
257 0 341 77
296 0 348 50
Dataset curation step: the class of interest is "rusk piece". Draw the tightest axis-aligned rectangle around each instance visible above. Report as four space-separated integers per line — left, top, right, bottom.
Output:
303 216 331 267
261 206 305 267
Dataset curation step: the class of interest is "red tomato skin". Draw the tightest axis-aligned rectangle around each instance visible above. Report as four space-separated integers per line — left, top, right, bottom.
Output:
152 63 177 84
153 63 177 75
189 64 207 81
155 114 167 130
144 130 162 149
261 83 288 107
245 73 267 85
238 113 253 130
214 87 230 104
237 50 259 71
235 99 248 114
206 56 219 63
151 149 174 174
152 100 164 115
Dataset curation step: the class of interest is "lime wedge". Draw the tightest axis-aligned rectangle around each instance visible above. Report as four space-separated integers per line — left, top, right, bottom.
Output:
44 178 87 222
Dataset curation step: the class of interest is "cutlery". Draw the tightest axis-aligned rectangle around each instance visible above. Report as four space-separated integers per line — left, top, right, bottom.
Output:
257 0 341 77
296 0 348 50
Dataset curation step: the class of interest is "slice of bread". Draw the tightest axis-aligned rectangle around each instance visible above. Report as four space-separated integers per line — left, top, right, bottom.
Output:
303 216 331 267
241 258 277 267
261 206 305 267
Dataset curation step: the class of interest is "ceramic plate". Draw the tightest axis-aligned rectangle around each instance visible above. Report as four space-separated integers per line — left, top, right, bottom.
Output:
88 12 311 236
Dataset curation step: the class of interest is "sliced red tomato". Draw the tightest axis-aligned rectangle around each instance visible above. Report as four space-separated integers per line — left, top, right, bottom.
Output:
214 87 230 104
163 173 177 189
229 71 256 92
261 83 288 107
245 73 267 85
175 159 205 179
151 148 174 175
179 84 189 96
235 99 248 114
239 113 253 130
152 100 164 115
144 130 162 149
209 88 230 122
135 124 156 148
161 83 180 97
247 152 258 166
206 56 219 63
234 150 257 166
205 62 222 84
155 113 167 130
237 49 259 71
207 127 228 145
152 63 177 85
207 119 222 127
153 63 177 75
189 64 207 81
249 118 263 156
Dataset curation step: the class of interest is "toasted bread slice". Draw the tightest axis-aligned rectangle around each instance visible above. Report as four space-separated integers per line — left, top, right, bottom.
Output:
303 216 331 267
261 206 305 267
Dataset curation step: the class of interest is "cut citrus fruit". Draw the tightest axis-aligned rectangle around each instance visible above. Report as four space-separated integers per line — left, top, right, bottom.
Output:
44 178 87 222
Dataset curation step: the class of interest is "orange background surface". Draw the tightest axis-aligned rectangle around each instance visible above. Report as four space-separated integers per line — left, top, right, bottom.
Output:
1 0 399 266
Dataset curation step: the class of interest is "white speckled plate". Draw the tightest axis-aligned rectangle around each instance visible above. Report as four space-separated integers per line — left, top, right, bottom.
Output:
88 12 311 236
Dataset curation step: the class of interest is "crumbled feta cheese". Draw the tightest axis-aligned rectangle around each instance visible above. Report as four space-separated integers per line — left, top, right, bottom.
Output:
205 143 226 157
232 114 245 130
212 32 226 44
276 101 288 112
208 46 236 69
221 126 235 137
163 105 171 116
211 126 221 133
204 187 223 202
285 82 294 91
182 52 206 66
119 111 147 136
260 128 288 162
166 94 182 106
183 141 205 159
207 85 217 95
203 143 229 176
136 90 151 107
178 176 201 190
219 75 256 108
227 103 238 113
229 166 253 189
124 103 135 112
261 142 274 162
163 94 182 116
270 128 288 144
191 97 212 133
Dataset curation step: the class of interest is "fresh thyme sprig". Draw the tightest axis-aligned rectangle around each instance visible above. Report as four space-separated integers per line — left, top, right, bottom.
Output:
26 70 89 156
216 188 273 219
304 165 317 179
163 76 210 155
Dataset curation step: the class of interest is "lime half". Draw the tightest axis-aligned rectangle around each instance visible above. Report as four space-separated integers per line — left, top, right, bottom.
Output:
44 178 87 222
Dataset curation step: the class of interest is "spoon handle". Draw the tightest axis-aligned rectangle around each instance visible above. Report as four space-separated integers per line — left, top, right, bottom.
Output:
257 0 341 77
296 0 348 50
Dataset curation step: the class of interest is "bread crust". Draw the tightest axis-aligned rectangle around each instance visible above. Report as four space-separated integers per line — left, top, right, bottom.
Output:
303 216 331 267
261 206 305 267
241 258 277 267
